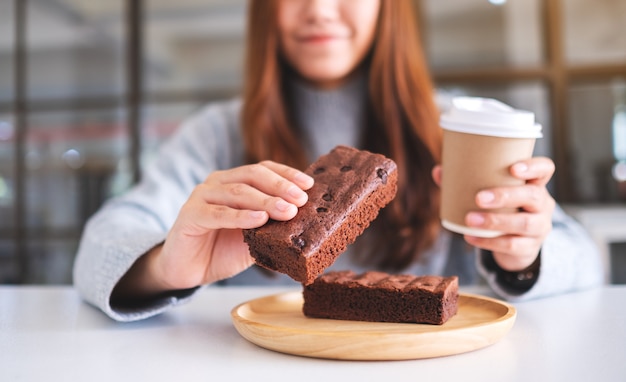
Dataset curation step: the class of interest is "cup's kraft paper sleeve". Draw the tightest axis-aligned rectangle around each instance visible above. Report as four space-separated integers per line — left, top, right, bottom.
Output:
440 130 536 236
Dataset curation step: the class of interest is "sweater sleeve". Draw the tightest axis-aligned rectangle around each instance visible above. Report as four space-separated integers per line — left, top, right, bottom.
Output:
72 100 243 322
477 204 605 301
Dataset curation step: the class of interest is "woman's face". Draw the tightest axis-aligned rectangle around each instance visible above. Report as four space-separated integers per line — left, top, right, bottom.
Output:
277 0 381 89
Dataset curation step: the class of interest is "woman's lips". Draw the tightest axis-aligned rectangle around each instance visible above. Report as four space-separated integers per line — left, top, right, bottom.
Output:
296 33 349 44
301 35 336 43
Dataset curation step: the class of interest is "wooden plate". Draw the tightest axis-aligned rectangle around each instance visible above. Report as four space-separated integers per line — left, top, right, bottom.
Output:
231 291 516 360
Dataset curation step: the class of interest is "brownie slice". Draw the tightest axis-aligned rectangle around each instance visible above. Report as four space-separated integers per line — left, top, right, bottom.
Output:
242 145 398 285
303 271 459 325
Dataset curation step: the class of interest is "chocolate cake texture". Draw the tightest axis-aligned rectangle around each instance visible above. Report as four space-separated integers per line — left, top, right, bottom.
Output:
303 270 459 325
242 145 398 285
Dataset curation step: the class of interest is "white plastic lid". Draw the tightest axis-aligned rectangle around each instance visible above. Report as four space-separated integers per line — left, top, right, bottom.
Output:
440 97 543 138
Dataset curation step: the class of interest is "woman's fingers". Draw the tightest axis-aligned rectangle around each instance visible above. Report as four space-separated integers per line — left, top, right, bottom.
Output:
183 161 315 225
431 165 442 187
209 161 313 207
178 197 270 231
466 210 552 237
462 157 556 271
464 234 540 271
190 181 298 222
510 157 555 186
258 160 315 190
475 183 555 214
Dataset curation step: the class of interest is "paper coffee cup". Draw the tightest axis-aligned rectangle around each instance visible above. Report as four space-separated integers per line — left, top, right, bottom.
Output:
440 97 542 238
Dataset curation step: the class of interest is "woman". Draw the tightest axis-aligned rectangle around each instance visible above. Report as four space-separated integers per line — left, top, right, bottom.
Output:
73 0 602 322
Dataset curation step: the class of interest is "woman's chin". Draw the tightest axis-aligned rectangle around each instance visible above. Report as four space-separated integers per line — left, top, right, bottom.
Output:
297 67 356 89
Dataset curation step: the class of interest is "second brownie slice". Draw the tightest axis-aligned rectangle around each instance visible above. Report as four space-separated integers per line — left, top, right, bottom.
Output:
303 271 459 325
242 145 398 285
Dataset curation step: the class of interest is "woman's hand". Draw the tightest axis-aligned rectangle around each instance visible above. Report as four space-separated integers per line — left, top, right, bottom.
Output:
433 157 556 272
113 161 314 300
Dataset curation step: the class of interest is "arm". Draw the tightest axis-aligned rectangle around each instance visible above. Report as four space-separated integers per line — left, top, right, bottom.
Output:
108 160 312 306
73 100 314 321
73 103 235 321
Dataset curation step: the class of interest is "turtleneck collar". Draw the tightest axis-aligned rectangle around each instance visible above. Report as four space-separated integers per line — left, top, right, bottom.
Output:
286 70 369 162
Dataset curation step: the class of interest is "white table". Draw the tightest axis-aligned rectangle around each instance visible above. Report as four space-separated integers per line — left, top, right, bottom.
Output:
1 285 625 382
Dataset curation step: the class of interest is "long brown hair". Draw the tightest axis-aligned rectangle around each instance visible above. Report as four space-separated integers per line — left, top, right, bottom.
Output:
242 0 442 270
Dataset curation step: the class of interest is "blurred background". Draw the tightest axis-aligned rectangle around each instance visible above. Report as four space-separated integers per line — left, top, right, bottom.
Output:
0 0 625 285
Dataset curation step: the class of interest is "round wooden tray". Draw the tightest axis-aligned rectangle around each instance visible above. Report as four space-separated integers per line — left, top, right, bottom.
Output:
231 291 516 361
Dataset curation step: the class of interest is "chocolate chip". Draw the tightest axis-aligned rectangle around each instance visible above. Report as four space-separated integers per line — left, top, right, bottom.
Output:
376 168 388 184
340 165 352 172
322 193 332 202
291 236 306 250
316 207 328 213
313 167 325 175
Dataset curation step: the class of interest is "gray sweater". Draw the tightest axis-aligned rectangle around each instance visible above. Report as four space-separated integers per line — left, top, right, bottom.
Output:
73 77 603 322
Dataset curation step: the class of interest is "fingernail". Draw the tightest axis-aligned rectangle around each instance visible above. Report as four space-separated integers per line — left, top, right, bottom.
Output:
275 199 292 212
513 162 528 173
467 213 485 226
477 191 495 205
294 172 314 185
287 185 304 199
